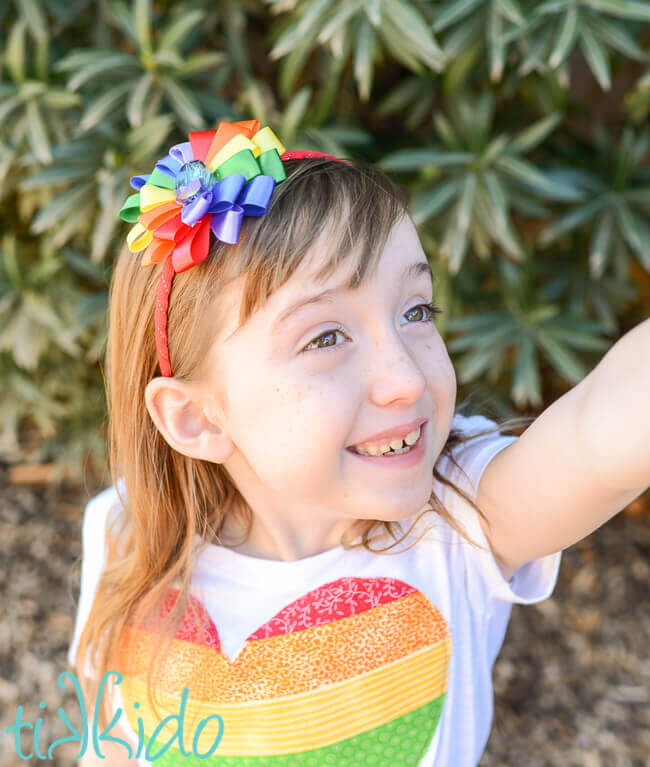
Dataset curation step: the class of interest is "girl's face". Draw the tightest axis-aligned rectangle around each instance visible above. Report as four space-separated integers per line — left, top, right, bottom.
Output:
200 213 457 554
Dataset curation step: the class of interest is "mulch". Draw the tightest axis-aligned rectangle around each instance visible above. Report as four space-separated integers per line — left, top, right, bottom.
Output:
0 466 648 766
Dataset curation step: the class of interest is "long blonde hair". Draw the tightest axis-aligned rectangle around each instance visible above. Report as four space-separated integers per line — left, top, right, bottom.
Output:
73 156 531 733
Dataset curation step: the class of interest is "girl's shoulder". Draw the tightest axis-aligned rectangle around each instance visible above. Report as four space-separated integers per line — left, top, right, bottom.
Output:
432 410 562 607
433 410 517 503
67 480 128 672
83 479 127 530
448 410 508 442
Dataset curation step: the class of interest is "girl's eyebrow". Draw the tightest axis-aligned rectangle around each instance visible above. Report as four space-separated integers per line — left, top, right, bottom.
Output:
273 260 433 333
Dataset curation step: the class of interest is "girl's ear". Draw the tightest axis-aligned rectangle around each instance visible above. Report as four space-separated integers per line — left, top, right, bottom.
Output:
144 377 235 463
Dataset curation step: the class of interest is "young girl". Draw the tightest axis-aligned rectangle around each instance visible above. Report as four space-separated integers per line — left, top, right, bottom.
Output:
67 119 649 767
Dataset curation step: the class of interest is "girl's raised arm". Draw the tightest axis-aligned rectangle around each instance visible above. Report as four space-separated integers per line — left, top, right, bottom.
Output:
474 318 650 582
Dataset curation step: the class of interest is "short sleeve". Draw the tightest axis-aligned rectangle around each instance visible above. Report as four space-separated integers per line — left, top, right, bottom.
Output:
439 412 562 605
67 483 125 675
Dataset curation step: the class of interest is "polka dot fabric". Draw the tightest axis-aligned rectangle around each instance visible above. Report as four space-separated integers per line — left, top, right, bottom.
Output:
116 577 451 765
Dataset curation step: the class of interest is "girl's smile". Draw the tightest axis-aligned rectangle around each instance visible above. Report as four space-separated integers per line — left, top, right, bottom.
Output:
345 419 429 468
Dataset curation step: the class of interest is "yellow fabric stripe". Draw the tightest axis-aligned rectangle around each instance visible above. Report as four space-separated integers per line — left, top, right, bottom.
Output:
207 134 258 173
251 126 286 156
126 223 153 253
121 637 451 756
139 184 176 211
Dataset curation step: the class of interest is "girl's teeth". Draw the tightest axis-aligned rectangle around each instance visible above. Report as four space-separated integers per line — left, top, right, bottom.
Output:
354 425 421 456
354 425 420 456
404 429 420 446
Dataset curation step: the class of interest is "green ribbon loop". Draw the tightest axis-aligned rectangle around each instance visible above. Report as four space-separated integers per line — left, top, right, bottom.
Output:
119 192 141 223
258 148 287 183
213 149 261 183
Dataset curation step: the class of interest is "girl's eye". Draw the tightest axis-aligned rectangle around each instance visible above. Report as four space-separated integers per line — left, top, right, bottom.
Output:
300 324 347 354
299 302 443 354
404 301 443 324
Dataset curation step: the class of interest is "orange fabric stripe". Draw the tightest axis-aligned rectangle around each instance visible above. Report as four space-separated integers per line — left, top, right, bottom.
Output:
205 119 261 167
118 592 449 701
141 238 175 267
138 200 181 229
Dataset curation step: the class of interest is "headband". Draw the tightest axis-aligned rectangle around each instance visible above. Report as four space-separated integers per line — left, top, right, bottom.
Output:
118 119 348 377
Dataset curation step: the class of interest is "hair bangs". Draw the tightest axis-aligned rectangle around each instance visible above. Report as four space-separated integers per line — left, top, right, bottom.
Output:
224 158 411 330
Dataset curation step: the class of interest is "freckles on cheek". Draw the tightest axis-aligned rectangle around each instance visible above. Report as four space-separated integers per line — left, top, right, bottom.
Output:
264 380 310 422
284 381 332 434
423 341 455 393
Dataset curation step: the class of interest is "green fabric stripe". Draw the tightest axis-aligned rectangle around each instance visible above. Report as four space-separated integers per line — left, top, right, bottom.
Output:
213 149 260 183
148 168 177 190
135 693 445 766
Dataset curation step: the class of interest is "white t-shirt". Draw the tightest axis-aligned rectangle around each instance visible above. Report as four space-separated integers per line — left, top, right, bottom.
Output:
68 413 562 766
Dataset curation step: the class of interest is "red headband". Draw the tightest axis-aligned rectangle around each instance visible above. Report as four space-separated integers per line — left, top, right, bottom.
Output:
154 149 348 377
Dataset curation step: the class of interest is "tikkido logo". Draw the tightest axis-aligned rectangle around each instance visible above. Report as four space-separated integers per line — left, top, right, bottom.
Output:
5 670 225 761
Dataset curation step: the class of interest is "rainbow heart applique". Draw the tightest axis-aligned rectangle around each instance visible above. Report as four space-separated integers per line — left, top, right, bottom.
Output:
116 577 451 765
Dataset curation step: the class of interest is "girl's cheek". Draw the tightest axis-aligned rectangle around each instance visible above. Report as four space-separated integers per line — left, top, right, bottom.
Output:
423 339 457 401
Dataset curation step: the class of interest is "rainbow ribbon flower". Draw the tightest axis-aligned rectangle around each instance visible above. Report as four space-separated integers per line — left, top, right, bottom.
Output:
118 119 287 273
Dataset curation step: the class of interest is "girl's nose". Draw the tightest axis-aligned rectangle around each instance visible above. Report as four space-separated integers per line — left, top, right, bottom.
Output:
365 333 427 407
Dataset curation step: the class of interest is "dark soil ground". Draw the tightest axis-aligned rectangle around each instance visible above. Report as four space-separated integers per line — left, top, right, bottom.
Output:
1 470 648 766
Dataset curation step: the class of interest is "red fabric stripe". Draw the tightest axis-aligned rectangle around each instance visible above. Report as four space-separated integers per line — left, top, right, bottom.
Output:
248 577 416 640
135 578 417 650
188 130 217 164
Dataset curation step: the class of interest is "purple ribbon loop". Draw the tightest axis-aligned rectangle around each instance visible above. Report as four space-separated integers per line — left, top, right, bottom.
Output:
156 153 183 178
129 174 150 191
181 190 214 225
208 174 246 214
201 174 277 243
239 174 276 216
169 141 194 165
211 204 243 244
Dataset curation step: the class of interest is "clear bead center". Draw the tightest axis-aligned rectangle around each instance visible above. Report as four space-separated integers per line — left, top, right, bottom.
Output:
175 160 215 203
